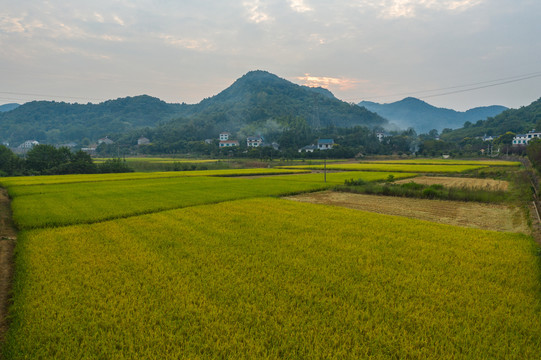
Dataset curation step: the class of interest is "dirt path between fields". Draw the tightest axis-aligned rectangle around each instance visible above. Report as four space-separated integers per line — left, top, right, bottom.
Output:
0 188 16 343
285 191 529 233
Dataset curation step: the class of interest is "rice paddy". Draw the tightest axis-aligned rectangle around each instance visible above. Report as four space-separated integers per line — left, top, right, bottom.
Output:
1 159 540 359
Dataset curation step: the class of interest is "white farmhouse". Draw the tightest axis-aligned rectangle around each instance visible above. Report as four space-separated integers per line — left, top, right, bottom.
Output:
512 130 541 145
317 139 334 150
19 140 39 149
247 136 264 147
219 132 230 141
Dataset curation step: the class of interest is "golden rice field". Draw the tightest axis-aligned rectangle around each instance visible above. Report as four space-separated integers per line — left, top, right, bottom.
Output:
2 160 540 359
8 171 414 229
394 176 510 191
0 168 311 187
5 198 541 359
286 191 527 233
93 157 220 164
278 163 488 173
360 159 521 166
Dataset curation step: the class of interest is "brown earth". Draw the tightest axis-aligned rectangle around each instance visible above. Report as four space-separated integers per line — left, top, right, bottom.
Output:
394 176 509 191
0 189 16 343
285 191 528 233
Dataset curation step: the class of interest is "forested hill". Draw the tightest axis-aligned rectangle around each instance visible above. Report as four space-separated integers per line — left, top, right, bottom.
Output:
0 95 184 145
440 97 541 141
176 70 387 130
358 97 507 133
0 70 387 146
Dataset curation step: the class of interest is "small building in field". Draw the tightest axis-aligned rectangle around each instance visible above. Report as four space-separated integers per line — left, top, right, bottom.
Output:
137 136 150 146
98 136 114 145
317 139 334 150
219 140 239 148
513 130 541 146
219 132 230 141
247 136 264 147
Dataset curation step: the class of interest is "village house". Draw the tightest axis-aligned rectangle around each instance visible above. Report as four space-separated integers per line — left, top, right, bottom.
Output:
219 140 239 148
137 136 150 146
18 140 39 149
247 136 264 147
317 139 334 150
98 136 114 145
219 132 230 141
298 144 317 153
376 131 387 142
512 130 541 146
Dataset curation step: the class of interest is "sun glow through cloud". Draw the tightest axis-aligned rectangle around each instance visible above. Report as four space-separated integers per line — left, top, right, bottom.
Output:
295 74 361 91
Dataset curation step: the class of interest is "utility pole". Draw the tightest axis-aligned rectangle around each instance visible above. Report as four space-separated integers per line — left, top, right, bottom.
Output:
324 157 327 183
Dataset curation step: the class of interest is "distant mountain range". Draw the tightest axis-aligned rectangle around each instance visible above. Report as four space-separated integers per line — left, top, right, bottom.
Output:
0 71 387 145
0 103 20 112
358 97 507 134
440 97 541 141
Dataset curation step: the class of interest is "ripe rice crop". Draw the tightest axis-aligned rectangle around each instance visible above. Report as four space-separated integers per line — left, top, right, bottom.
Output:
278 163 487 173
394 176 509 191
5 198 540 359
360 159 521 166
93 157 219 164
0 168 311 187
8 171 409 229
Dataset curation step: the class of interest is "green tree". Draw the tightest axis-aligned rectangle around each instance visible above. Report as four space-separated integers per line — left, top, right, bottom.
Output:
25 145 71 174
0 145 23 176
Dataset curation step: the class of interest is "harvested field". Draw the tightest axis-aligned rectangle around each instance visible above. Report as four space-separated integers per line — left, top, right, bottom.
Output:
394 176 509 191
285 191 527 233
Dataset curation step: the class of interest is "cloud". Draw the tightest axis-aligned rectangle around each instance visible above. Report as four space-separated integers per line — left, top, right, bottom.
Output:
295 74 361 91
289 0 313 13
0 16 26 33
243 0 272 23
375 0 484 19
159 34 214 51
94 12 105 23
113 15 125 26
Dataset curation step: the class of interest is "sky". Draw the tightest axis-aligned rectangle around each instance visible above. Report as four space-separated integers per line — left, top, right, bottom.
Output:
0 0 540 111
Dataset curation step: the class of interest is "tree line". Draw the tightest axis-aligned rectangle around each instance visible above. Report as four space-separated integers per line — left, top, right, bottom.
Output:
0 145 132 177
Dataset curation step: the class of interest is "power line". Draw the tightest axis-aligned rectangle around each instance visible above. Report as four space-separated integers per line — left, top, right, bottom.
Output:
420 73 541 99
351 71 541 102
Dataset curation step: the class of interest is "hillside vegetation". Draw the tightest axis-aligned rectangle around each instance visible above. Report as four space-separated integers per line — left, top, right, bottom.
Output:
441 97 541 141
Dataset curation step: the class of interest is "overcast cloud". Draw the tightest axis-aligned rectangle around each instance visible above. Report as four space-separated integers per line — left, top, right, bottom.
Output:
0 0 539 110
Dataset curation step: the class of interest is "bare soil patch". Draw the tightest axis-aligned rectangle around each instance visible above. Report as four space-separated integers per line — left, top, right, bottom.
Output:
394 176 509 191
0 188 16 343
285 191 527 233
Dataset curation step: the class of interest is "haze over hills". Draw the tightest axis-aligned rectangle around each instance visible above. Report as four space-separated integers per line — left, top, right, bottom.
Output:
0 70 387 145
358 97 507 134
0 103 20 112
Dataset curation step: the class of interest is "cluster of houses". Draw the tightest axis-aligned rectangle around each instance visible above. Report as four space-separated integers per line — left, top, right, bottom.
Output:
217 132 336 152
217 132 280 150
